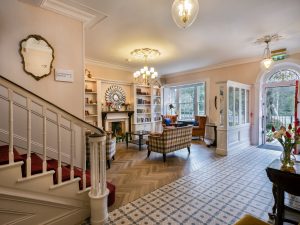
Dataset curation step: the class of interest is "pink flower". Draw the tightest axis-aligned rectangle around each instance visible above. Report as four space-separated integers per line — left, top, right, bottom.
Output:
272 126 276 132
286 131 292 138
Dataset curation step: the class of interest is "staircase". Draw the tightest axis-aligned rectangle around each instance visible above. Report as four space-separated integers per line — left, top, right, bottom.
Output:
0 75 114 225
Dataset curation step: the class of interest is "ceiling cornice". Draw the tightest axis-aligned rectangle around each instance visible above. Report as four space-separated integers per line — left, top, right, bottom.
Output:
85 58 134 72
161 57 263 78
21 0 107 28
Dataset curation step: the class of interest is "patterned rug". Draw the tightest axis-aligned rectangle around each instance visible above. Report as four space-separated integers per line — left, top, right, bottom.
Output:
86 147 300 224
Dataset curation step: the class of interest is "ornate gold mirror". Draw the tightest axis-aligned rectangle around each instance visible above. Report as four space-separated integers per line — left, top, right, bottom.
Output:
19 35 54 80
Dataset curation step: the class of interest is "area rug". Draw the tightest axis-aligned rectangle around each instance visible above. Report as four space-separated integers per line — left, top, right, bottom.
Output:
87 147 300 224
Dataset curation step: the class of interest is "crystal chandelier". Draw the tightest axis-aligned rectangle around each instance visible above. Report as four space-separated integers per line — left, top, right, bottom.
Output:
171 0 199 28
262 37 273 69
131 48 160 85
255 34 281 69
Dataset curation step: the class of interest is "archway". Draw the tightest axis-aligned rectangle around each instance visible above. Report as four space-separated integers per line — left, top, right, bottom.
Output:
253 62 300 148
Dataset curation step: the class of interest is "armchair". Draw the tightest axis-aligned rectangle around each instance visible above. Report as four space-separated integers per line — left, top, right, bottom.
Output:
161 114 178 127
86 131 116 169
192 116 207 140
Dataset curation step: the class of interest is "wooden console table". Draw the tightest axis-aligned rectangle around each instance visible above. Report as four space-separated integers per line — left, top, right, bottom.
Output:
101 111 134 133
266 159 300 225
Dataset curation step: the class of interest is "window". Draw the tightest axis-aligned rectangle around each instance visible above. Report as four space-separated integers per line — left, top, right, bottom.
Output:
267 69 300 83
167 83 205 120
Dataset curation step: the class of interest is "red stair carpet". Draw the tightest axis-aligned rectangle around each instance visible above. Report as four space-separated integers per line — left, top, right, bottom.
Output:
0 145 115 207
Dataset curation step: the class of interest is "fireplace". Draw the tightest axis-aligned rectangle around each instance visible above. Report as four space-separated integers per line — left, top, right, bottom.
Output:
102 111 134 134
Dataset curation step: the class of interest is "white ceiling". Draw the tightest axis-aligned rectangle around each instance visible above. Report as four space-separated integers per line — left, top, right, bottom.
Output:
39 0 300 75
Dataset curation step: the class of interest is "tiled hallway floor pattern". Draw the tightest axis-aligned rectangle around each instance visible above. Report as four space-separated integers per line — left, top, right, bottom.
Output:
103 147 300 225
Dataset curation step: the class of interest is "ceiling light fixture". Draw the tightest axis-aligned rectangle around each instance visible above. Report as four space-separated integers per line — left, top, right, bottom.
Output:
131 48 160 85
171 0 199 29
262 37 273 69
256 34 282 70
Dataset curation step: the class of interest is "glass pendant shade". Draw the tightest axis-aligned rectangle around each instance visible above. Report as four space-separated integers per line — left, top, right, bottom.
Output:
262 58 273 69
261 42 273 69
172 0 199 28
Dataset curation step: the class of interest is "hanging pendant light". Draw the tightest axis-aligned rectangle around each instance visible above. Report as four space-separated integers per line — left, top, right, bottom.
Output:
262 38 273 69
172 0 199 28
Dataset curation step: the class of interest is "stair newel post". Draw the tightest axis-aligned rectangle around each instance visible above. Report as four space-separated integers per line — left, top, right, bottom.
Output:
57 114 62 184
26 98 32 177
8 89 14 164
82 128 87 190
70 122 75 180
89 133 109 225
99 135 106 195
42 106 47 172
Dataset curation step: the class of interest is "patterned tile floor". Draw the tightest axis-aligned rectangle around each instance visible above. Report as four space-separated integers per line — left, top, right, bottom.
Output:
87 147 300 224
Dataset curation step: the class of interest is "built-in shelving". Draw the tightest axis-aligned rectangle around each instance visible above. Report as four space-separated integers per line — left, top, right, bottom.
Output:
132 83 162 132
84 78 100 127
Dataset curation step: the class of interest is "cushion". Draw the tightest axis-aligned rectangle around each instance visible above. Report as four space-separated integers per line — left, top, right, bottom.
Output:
164 118 171 126
234 214 269 225
0 145 24 165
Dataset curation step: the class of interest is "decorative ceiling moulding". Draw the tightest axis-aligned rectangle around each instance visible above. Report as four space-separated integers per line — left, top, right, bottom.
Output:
21 0 108 29
161 57 262 78
85 58 135 72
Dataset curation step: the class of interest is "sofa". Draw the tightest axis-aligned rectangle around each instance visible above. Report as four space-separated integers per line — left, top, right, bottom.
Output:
161 114 178 127
147 125 193 162
192 115 207 140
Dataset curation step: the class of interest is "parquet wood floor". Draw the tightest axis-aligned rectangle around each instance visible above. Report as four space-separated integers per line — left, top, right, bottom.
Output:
107 140 221 211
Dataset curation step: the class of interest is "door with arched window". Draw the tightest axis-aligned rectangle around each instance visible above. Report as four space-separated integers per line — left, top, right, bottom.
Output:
262 69 300 149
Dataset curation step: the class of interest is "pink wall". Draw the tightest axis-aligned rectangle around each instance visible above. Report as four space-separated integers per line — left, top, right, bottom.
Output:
164 53 300 123
0 0 84 118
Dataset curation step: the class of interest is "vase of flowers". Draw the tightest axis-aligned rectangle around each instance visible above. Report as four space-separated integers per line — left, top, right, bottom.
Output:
272 124 299 171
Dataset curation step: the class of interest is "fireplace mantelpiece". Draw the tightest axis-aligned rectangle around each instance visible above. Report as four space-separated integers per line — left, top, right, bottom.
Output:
102 111 134 132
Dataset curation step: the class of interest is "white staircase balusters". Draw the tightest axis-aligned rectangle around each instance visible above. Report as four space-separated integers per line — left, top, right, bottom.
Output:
1 75 107 224
88 134 108 225
99 136 106 195
82 128 87 190
26 98 32 177
8 89 14 164
57 114 62 184
42 105 47 172
70 122 75 180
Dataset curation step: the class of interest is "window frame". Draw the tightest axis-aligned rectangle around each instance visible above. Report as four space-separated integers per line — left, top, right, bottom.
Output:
167 82 206 120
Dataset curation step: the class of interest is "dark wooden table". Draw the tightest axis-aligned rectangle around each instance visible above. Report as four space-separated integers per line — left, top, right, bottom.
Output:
266 159 300 225
126 131 150 151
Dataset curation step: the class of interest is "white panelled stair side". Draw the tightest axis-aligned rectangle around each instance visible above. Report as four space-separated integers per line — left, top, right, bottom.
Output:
0 75 115 225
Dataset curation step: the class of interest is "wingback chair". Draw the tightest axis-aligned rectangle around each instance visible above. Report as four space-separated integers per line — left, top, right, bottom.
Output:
86 131 116 169
161 115 178 127
192 116 207 140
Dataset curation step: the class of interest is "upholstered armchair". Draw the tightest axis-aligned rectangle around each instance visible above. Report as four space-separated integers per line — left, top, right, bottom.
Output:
192 116 207 140
86 131 116 169
106 134 116 169
161 115 178 127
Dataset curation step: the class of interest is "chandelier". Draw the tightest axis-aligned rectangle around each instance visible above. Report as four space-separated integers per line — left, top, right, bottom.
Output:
131 48 160 85
256 34 281 69
171 0 199 28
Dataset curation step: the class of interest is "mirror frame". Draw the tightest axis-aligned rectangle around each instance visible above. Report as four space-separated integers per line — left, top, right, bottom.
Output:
19 34 55 81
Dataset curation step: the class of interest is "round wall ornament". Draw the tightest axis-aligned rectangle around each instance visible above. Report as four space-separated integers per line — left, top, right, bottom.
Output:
105 85 126 110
